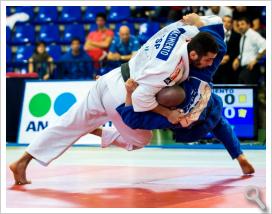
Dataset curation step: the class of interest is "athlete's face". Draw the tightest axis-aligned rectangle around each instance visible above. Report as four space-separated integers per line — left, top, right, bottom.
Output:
189 51 217 69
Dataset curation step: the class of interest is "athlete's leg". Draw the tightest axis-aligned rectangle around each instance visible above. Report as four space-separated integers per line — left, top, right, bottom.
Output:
91 127 148 151
10 79 109 184
212 117 255 174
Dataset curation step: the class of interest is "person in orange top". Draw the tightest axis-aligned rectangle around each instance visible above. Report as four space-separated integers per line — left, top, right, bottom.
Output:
84 13 114 68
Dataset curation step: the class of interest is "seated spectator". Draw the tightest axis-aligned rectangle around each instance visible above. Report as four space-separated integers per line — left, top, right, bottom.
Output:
28 42 53 80
107 25 140 70
151 6 184 23
59 38 94 79
214 15 241 84
205 6 233 18
84 13 114 69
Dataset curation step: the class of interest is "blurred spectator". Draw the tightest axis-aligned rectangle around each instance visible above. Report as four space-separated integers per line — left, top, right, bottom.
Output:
232 17 266 84
232 6 262 34
107 25 140 70
151 6 184 23
132 6 156 20
58 38 94 79
182 6 206 16
205 6 233 18
167 6 185 22
28 42 53 80
214 15 240 84
84 13 114 69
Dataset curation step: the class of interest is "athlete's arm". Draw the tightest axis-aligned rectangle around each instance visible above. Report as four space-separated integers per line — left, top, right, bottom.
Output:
131 84 182 124
116 103 174 130
152 105 182 125
182 13 222 28
182 13 205 28
125 79 138 106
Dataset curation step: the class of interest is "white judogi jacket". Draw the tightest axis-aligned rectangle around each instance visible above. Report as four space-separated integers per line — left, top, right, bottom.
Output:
105 16 222 112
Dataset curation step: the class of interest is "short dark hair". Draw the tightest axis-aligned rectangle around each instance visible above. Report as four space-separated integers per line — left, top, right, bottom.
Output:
36 41 45 47
96 13 107 21
35 41 46 53
187 32 219 57
223 15 233 21
237 16 250 24
71 37 81 44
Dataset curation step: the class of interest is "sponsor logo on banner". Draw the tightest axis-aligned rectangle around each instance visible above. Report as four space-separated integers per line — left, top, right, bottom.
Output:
18 81 112 145
25 92 77 132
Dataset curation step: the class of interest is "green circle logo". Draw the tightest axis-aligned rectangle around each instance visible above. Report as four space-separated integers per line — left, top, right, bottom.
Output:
29 93 51 117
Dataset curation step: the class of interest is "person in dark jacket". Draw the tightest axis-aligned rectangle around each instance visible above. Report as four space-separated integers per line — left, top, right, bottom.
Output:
59 38 94 79
214 15 241 84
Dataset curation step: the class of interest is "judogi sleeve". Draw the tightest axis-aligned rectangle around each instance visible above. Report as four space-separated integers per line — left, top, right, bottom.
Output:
200 15 223 26
116 104 173 130
131 84 162 112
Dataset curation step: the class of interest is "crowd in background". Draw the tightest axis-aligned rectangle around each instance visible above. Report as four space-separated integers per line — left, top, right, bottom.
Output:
7 6 266 83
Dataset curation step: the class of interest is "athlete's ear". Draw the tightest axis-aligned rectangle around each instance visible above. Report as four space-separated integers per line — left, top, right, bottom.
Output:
189 50 198 60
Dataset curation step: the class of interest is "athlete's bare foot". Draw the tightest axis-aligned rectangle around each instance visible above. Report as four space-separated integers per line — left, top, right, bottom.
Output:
9 152 33 185
237 154 255 175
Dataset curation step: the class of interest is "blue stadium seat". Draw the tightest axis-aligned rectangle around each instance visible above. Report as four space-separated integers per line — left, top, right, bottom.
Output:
138 22 160 44
14 45 34 73
6 46 12 63
13 25 35 44
15 6 34 20
6 6 12 16
83 6 106 23
114 22 135 35
46 45 62 61
39 25 60 44
130 6 153 23
6 27 12 44
62 24 85 44
59 6 82 23
260 6 266 25
258 55 266 66
108 6 131 22
15 45 34 63
6 46 13 72
35 6 58 23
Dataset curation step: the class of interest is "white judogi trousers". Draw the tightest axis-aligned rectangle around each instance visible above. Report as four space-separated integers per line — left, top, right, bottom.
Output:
26 68 153 166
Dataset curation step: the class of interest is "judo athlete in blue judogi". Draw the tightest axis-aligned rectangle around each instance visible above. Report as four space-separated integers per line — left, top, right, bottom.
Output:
115 15 255 174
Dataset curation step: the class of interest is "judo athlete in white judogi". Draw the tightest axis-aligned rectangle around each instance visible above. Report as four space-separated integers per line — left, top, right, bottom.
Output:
10 14 223 185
